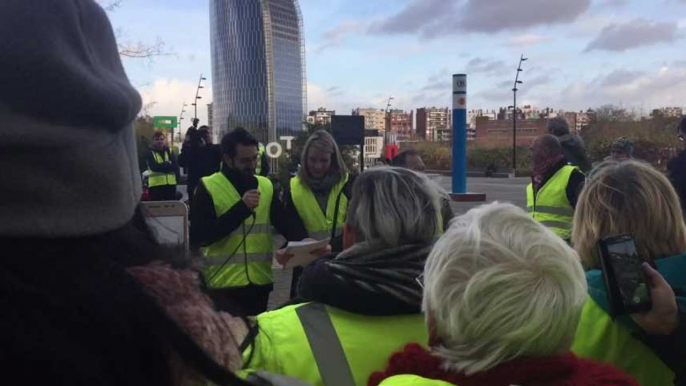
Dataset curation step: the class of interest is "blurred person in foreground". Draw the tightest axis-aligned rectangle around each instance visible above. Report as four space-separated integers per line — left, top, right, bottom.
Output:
147 130 180 201
527 135 585 241
243 167 443 385
190 128 313 316
668 117 686 214
178 125 222 207
572 160 686 385
392 149 454 230
0 1 288 384
548 116 592 172
280 130 355 298
370 202 638 386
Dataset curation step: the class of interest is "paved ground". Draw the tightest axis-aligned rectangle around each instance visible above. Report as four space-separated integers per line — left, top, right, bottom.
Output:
179 177 530 309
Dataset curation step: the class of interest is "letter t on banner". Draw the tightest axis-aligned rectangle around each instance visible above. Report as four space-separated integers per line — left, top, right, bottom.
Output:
452 74 467 194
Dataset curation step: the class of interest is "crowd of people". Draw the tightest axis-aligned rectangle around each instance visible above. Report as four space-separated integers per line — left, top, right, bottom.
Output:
2 1 686 385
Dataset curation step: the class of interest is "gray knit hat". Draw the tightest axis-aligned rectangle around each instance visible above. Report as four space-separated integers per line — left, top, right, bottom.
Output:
0 0 142 237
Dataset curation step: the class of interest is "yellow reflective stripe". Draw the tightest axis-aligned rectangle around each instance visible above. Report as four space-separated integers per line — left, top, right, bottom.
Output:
540 221 572 230
533 206 574 217
296 303 355 386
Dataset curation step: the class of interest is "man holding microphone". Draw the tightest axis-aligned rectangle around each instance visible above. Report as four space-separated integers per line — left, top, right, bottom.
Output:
190 128 307 315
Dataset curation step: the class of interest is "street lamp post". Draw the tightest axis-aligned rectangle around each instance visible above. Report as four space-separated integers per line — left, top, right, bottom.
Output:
192 74 207 120
177 102 187 147
511 54 528 173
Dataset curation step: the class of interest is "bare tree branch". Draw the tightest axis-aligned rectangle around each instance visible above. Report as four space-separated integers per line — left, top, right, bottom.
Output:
118 37 169 59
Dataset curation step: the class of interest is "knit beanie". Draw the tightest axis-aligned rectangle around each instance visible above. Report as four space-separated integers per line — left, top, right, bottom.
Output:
0 0 142 237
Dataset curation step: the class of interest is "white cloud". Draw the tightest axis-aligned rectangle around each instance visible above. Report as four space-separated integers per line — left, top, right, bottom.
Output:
509 34 553 47
585 19 680 52
137 79 212 136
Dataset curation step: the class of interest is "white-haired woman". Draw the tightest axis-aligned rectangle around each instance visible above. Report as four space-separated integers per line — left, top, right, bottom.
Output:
280 130 355 297
370 202 638 386
572 160 686 386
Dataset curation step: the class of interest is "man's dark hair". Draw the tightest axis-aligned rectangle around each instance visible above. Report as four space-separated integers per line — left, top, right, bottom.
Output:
221 127 258 157
153 131 165 139
391 149 420 167
198 126 211 136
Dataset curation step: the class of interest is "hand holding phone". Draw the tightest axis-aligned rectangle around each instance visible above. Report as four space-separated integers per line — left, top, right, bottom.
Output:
631 263 679 335
598 234 652 316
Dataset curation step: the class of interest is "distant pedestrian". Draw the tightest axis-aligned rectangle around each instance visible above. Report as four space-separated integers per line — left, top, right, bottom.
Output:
146 131 179 201
608 137 634 161
548 117 592 172
179 125 222 206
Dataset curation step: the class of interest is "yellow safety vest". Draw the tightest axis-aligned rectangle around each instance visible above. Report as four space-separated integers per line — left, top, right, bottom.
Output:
290 174 349 241
201 173 274 288
572 297 674 386
256 143 266 176
526 165 577 239
243 303 428 386
148 150 177 188
379 375 453 386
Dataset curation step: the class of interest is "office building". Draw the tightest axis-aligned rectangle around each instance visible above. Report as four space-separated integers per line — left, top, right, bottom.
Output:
210 0 307 143
352 108 386 132
417 107 452 142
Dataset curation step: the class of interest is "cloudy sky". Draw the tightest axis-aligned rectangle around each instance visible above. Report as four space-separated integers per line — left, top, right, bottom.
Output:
108 0 686 127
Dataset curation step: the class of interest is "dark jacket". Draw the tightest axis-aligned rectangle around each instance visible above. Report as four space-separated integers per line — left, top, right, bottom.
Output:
178 142 222 194
532 158 585 208
669 150 686 215
146 147 179 181
190 166 306 248
558 133 592 173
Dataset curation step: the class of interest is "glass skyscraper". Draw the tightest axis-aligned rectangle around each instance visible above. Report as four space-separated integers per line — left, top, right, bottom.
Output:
210 0 307 144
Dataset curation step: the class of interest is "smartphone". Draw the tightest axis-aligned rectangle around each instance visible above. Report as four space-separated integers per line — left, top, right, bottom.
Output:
140 201 189 251
597 234 652 316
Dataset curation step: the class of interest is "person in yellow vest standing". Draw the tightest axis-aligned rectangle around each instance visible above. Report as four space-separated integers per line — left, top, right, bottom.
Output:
242 167 442 386
146 131 179 201
190 128 308 316
280 130 355 298
526 134 585 241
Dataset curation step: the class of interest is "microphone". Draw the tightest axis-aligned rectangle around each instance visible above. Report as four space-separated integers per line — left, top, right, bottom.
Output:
246 176 258 219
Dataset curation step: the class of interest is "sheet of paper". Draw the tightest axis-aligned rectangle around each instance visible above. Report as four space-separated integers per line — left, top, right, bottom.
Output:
284 238 330 268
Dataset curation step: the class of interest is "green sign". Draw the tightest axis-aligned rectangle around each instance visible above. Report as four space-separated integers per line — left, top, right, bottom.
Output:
153 116 178 129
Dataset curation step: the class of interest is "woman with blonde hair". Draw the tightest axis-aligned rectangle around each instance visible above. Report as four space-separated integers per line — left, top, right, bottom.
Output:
280 130 355 297
571 160 686 386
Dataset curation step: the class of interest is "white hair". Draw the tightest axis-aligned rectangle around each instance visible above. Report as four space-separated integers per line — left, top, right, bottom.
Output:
423 202 587 375
347 166 445 246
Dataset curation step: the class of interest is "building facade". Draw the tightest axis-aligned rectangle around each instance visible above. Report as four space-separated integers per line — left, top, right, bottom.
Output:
307 107 335 126
352 108 386 132
386 109 414 140
473 116 548 148
417 107 452 142
210 0 306 143
207 102 214 129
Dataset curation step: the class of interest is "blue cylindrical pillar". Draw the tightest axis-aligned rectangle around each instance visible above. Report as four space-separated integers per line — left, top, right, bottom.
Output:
452 74 467 194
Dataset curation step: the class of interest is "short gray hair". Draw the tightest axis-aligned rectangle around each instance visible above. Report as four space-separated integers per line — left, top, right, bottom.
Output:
346 167 443 246
423 202 587 375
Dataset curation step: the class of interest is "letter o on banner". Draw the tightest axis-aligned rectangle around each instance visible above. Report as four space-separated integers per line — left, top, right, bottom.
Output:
266 142 283 159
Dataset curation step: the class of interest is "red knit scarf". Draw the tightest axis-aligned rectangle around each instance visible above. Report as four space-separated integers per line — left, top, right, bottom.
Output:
369 344 639 386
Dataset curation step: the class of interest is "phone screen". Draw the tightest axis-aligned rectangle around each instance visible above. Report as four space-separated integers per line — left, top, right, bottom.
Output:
605 237 650 311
